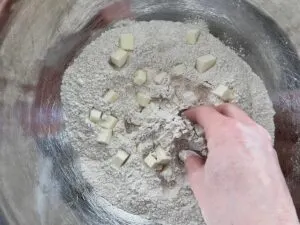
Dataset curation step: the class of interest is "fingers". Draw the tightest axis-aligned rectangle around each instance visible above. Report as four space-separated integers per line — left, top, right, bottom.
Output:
102 0 133 24
184 106 226 138
216 103 254 124
179 150 205 202
0 0 12 31
183 104 253 137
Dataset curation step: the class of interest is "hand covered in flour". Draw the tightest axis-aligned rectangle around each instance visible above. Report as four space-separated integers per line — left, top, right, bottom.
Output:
180 104 299 225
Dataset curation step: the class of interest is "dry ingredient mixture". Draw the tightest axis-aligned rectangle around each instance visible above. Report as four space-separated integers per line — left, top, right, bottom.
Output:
61 20 275 225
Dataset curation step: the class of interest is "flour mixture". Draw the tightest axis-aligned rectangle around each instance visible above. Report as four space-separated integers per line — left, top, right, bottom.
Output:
61 20 275 225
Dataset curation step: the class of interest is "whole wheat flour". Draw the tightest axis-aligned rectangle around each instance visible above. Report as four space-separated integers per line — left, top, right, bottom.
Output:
61 20 275 225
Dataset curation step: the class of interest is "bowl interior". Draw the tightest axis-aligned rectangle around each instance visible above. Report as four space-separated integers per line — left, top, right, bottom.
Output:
1 0 300 224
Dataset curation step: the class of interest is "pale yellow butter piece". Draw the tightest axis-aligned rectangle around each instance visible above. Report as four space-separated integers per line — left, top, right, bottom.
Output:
133 70 147 85
110 49 129 68
212 85 233 101
136 92 151 107
103 90 119 103
99 114 118 129
97 129 113 144
144 153 159 168
196 54 217 73
160 166 174 182
111 150 130 169
182 91 198 104
186 29 201 44
155 146 171 165
89 109 102 123
119 33 134 51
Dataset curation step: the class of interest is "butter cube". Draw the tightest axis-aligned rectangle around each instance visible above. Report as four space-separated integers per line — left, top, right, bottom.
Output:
144 153 159 169
111 150 130 169
110 49 129 68
89 109 102 123
99 114 118 129
182 91 198 104
186 29 201 44
155 146 171 165
133 70 147 85
103 90 119 103
119 33 134 51
161 166 174 182
97 129 113 144
154 72 169 84
136 92 151 107
196 55 217 73
171 64 186 76
212 85 233 101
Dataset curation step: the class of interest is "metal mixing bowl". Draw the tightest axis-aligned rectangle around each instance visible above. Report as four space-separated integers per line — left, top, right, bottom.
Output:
1 0 300 224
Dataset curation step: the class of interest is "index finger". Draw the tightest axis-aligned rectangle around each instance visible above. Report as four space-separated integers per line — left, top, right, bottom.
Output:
216 103 254 124
183 106 226 138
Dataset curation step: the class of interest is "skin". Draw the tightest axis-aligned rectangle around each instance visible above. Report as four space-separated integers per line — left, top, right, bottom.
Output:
180 104 299 225
0 0 12 32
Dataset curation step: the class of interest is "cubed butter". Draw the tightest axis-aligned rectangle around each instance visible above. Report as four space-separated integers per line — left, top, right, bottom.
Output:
97 129 113 144
99 114 118 129
186 29 201 44
171 64 186 76
103 90 119 103
110 49 129 68
196 55 217 73
212 85 233 101
160 166 174 182
144 153 159 169
182 91 198 104
111 150 130 169
155 146 171 165
89 109 102 123
154 72 169 84
119 33 134 51
133 70 147 85
136 92 151 107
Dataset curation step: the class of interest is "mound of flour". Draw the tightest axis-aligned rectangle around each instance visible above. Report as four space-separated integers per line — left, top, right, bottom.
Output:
61 20 275 225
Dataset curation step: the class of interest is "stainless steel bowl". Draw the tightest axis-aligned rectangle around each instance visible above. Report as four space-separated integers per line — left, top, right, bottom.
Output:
1 0 300 224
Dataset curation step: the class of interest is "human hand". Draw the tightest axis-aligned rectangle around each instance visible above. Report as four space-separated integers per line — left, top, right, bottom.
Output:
0 0 12 32
84 0 132 31
180 104 299 225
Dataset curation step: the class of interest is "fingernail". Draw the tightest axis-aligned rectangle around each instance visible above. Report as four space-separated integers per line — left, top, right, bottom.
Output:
178 108 188 116
179 150 201 162
178 106 194 116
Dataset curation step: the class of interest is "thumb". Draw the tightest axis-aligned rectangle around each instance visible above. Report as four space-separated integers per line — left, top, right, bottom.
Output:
179 150 205 203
